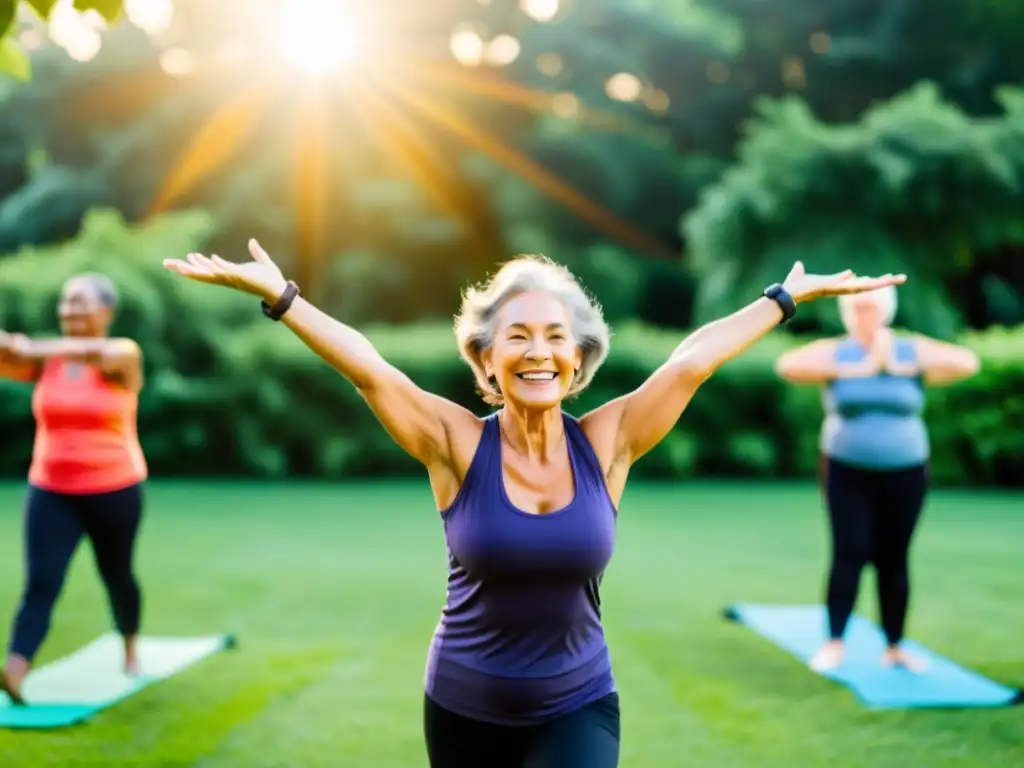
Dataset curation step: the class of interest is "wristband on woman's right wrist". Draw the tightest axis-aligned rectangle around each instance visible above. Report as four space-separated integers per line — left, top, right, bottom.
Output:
261 281 301 321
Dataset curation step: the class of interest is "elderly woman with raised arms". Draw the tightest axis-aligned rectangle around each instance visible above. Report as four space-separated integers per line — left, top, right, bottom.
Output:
164 241 904 768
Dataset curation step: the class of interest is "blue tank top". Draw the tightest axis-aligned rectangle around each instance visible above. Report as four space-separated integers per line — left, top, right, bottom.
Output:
821 337 929 470
424 412 618 726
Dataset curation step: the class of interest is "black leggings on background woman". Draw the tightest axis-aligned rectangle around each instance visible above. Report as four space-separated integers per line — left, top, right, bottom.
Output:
9 484 144 663
776 284 978 671
821 458 927 646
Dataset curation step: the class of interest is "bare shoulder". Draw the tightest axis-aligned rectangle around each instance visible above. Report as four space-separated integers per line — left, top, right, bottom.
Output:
899 332 931 348
425 404 488 511
433 397 486 463
902 332 976 359
577 400 625 476
100 338 144 391
576 404 630 507
800 336 842 353
109 338 142 357
778 336 839 361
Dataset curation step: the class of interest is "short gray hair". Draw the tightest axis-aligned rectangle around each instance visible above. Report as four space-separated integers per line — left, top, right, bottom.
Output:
454 255 611 406
70 272 119 308
838 285 897 333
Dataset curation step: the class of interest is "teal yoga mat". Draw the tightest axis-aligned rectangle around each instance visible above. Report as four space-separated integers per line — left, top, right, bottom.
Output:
725 603 1021 709
0 632 235 728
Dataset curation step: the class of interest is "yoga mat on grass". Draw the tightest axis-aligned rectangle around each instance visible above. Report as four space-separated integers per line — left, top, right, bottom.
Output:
0 632 236 728
724 603 1021 710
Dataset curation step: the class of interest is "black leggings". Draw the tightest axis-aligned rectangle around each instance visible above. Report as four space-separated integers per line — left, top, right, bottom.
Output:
822 459 927 645
8 483 144 661
423 693 620 768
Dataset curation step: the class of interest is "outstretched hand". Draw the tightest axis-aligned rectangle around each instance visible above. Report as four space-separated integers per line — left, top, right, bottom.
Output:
782 261 906 304
0 331 30 358
162 239 288 303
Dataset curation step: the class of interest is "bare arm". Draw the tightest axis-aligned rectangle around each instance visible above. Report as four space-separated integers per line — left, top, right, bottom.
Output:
0 357 40 382
279 297 476 466
585 297 788 468
16 337 144 391
0 332 41 382
582 264 906 475
911 336 980 385
776 339 849 384
163 243 477 471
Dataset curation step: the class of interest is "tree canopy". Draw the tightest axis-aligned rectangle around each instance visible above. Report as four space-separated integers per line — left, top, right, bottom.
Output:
684 82 1024 337
3 0 1024 331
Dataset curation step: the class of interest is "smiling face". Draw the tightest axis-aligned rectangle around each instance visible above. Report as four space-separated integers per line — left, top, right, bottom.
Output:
482 291 583 412
58 276 112 337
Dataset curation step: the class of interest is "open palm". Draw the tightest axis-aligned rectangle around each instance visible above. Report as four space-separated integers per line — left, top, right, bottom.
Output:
783 261 906 303
163 239 287 302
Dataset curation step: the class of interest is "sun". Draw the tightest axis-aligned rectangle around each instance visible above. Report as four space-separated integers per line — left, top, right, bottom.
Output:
274 0 362 76
149 0 667 263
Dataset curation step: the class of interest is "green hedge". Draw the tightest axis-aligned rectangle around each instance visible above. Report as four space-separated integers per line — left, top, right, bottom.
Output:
0 210 1020 486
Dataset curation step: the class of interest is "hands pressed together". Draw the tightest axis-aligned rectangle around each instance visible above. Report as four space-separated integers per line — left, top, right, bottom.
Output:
835 328 920 379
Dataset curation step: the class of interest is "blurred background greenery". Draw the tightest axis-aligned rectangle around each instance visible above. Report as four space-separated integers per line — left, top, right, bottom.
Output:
0 0 1022 486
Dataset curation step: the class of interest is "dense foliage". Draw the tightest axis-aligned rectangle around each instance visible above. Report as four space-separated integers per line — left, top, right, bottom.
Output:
684 83 1024 336
2 2 1023 485
0 210 1018 486
3 0 1024 331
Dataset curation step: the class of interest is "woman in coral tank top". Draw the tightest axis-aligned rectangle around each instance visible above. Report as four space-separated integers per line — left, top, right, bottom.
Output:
0 273 147 704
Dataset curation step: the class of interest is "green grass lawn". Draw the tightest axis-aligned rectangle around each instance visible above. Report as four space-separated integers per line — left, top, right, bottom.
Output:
0 480 1019 767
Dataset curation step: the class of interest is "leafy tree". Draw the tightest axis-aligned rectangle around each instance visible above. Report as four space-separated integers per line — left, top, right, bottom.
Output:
683 83 1024 337
486 0 1024 327
5 0 1024 334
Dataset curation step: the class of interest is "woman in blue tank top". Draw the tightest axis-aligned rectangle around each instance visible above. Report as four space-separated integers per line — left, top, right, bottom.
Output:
776 286 979 674
164 243 904 767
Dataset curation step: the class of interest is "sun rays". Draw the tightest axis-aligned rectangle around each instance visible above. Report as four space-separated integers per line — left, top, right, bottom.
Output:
140 0 675 278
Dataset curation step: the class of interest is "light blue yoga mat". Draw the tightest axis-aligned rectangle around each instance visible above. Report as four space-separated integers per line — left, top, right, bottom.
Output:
0 632 235 728
725 603 1021 709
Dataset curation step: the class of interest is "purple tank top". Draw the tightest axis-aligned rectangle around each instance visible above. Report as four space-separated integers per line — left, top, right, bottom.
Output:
424 412 618 726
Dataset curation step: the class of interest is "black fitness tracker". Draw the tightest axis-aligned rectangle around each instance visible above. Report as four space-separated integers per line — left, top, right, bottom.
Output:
762 282 796 324
261 281 301 321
